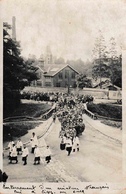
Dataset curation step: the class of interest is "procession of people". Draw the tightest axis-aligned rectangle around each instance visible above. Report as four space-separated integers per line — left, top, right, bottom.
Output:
5 91 93 166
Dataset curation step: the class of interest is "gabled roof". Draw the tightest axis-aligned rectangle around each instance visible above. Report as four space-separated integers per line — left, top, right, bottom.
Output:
37 64 79 77
92 78 111 88
94 82 121 90
36 65 46 73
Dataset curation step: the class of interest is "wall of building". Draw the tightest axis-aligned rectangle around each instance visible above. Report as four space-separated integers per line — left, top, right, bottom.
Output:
52 66 78 88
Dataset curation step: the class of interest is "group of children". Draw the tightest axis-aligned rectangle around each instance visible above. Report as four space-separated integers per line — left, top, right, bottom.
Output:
7 132 52 165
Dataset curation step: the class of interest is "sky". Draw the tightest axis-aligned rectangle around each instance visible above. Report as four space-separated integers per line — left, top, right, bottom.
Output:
1 0 126 61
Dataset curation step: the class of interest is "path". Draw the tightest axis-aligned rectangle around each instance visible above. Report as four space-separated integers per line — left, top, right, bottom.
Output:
3 114 123 182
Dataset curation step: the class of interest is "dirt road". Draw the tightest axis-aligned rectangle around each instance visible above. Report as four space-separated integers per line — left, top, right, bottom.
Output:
3 115 123 182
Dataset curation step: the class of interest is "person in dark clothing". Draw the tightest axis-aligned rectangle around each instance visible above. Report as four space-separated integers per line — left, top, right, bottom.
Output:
0 170 8 183
0 170 2 182
2 172 8 183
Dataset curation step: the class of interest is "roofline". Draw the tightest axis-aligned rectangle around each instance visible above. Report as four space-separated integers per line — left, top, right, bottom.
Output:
36 65 46 73
67 64 80 74
44 64 80 77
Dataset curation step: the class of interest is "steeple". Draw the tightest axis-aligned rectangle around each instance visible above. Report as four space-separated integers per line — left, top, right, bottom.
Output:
39 54 45 68
12 16 16 41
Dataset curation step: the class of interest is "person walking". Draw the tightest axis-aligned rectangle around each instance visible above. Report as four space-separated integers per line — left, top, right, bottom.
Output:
65 137 72 156
22 145 29 165
8 141 14 157
45 146 52 164
34 145 41 165
60 136 66 150
9 144 18 164
16 138 23 155
52 112 56 122
30 132 38 154
72 136 80 152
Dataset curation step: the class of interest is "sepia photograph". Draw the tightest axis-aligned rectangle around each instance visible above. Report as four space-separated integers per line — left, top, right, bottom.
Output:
1 0 126 193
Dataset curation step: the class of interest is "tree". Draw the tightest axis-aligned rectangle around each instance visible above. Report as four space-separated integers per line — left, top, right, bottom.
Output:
92 31 107 88
76 74 92 89
109 38 122 87
23 58 39 85
92 33 122 88
3 22 38 117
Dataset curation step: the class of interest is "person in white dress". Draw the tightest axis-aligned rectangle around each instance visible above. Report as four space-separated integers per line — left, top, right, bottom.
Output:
16 139 23 155
30 132 38 153
8 141 14 157
22 145 29 165
34 145 41 165
9 144 18 164
72 136 80 152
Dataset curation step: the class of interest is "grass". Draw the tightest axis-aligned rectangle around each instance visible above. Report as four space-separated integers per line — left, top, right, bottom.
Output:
101 120 122 128
3 101 52 142
3 122 41 141
87 103 122 120
4 101 52 119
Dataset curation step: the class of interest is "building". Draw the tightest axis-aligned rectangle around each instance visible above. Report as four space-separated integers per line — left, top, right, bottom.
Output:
93 78 121 90
33 63 79 88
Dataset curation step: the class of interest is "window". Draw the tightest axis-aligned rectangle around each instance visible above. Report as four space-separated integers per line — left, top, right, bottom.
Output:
58 72 63 79
65 70 69 78
45 76 51 82
56 82 60 87
45 82 51 86
71 72 75 79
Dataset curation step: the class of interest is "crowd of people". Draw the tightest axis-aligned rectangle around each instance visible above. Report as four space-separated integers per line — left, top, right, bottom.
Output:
21 90 94 104
53 93 88 156
6 91 94 163
21 91 58 102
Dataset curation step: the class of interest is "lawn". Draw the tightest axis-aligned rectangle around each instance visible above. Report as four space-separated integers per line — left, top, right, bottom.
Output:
87 103 122 120
3 101 52 142
4 100 52 119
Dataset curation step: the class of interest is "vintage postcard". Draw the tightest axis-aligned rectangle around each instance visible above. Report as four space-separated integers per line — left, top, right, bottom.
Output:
0 0 126 193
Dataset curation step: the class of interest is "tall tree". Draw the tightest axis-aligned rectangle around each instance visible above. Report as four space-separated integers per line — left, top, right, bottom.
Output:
108 37 122 87
92 31 107 88
92 34 122 88
3 22 38 117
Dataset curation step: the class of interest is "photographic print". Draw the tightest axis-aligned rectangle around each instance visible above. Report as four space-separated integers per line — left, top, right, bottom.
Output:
1 0 126 193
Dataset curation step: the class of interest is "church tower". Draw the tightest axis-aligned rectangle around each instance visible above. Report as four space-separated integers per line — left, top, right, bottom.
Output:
45 45 53 64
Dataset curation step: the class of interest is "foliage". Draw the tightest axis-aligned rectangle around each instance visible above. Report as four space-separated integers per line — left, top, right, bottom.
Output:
92 32 122 88
3 22 38 117
23 58 39 85
76 74 92 89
